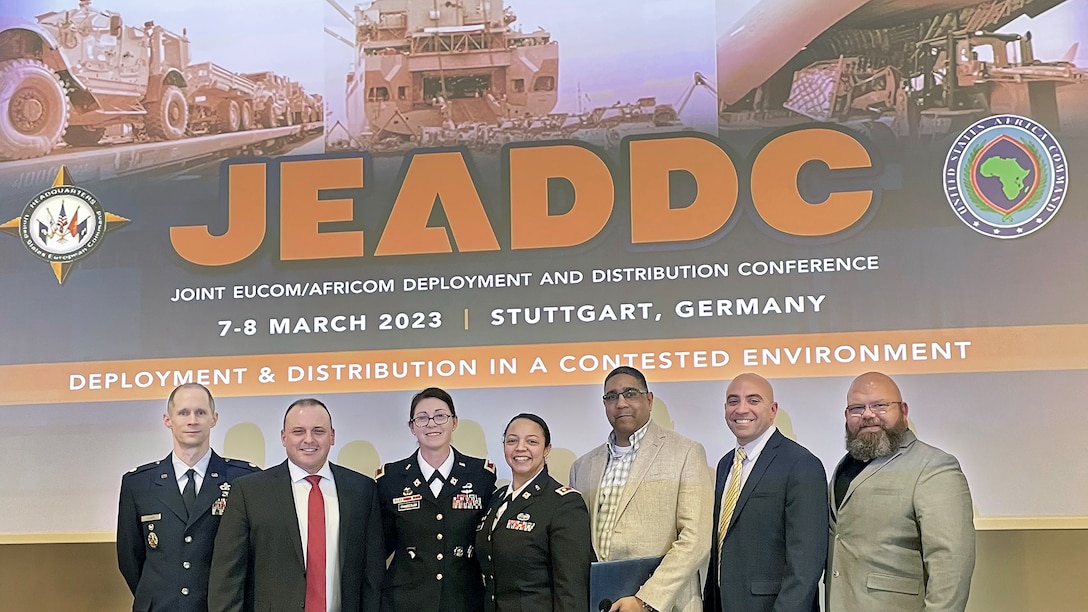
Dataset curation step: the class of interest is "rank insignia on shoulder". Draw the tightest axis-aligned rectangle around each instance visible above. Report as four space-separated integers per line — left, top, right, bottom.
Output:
375 466 384 479
484 460 495 474
556 486 579 496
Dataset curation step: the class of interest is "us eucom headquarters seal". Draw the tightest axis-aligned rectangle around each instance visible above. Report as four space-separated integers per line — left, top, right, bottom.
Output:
1 166 128 284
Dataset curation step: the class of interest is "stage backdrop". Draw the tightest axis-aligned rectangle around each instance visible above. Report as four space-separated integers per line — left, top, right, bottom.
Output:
1 0 1086 541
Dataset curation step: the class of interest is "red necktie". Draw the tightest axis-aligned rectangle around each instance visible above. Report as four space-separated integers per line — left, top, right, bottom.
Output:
305 475 326 612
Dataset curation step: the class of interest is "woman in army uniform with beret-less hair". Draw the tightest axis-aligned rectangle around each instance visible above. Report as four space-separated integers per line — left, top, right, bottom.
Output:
376 387 496 612
475 413 594 612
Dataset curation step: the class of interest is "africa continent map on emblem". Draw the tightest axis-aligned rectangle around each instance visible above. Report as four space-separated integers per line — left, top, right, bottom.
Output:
944 115 1067 238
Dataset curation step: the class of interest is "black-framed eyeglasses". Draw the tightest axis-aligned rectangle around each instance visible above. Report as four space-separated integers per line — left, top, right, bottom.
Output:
603 388 648 403
846 401 902 417
411 413 453 427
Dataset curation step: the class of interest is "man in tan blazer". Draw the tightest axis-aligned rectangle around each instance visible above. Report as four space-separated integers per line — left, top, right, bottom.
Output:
570 366 713 612
827 372 975 612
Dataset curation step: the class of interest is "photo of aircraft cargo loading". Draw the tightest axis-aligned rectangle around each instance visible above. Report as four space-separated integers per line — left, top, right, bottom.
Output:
716 0 1086 142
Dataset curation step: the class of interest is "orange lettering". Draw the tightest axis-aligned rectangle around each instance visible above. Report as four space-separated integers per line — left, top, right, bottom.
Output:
628 136 738 243
375 151 499 256
751 128 873 236
508 144 613 250
169 162 266 266
280 157 365 260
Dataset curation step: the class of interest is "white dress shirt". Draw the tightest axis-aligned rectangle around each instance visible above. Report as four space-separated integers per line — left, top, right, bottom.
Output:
417 449 454 498
172 449 211 495
288 460 342 612
723 425 778 497
491 465 546 531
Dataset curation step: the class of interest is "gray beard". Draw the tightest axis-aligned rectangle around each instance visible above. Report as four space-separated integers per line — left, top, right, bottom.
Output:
846 421 906 462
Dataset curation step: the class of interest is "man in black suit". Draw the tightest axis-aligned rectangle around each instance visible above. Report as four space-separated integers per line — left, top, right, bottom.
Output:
116 383 259 612
208 398 384 612
704 373 827 612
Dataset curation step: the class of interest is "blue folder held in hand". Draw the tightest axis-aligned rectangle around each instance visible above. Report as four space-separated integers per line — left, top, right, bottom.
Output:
589 555 663 612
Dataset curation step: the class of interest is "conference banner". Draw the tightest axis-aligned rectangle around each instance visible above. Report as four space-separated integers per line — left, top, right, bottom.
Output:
1 0 1085 540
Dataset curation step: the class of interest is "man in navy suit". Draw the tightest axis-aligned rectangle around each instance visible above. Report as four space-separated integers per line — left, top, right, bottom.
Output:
116 383 258 612
704 373 827 612
208 398 384 612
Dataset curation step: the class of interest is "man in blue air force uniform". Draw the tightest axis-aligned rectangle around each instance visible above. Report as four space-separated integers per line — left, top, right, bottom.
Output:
116 383 258 612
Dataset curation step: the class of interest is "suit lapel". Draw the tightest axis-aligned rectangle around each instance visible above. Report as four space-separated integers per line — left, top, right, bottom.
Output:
829 456 846 525
584 446 608 550
503 470 549 525
400 456 427 497
186 452 225 528
331 464 355 559
271 462 306 568
153 454 188 522
727 431 781 534
483 484 509 532
439 451 469 502
614 424 664 521
839 430 917 508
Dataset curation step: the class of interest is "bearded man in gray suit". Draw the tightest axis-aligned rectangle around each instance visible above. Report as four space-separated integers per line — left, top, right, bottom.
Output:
827 372 975 612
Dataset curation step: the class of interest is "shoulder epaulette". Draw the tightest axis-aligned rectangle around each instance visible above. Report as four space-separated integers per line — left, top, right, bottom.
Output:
555 485 580 496
125 460 161 476
484 460 496 474
223 458 261 470
375 465 385 479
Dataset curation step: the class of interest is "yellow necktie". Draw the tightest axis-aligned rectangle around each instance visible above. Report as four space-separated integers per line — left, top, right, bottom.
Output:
717 447 747 558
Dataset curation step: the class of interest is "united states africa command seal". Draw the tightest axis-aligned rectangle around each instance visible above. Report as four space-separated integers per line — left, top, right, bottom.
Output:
0 166 128 283
943 114 1066 239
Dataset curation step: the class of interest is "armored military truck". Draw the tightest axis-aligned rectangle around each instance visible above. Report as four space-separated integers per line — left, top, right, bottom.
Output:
0 0 191 159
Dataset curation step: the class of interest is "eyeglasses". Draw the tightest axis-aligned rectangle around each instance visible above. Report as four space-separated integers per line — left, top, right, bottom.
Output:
411 413 453 427
846 401 902 417
603 388 648 403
